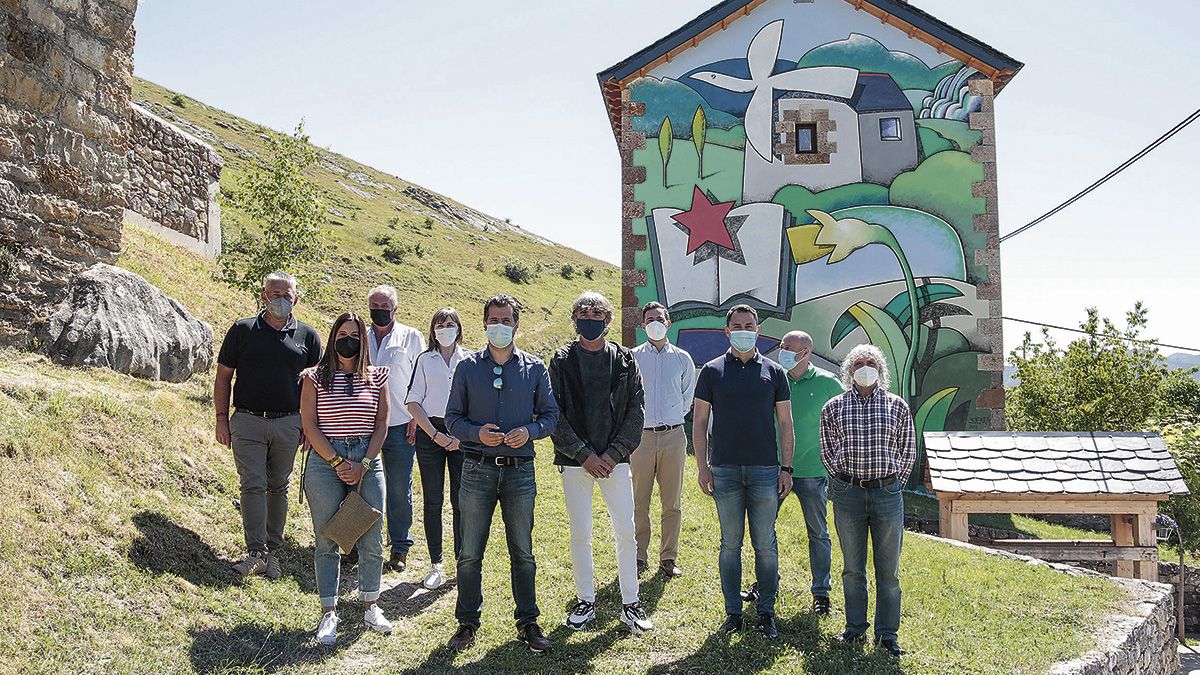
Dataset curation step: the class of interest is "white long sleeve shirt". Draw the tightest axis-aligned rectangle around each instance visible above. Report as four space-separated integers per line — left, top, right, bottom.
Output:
632 340 697 428
367 322 425 427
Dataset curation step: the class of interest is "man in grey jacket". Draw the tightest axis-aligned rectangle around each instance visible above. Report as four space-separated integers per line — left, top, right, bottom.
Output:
549 291 652 635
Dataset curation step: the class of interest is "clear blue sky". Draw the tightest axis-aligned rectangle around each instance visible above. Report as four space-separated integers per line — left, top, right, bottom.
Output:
133 0 1200 356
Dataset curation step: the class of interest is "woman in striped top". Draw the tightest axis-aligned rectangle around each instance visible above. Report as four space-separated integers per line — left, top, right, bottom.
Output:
300 312 392 645
406 307 469 590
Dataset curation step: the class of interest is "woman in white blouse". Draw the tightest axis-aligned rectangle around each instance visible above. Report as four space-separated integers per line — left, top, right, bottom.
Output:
406 307 469 589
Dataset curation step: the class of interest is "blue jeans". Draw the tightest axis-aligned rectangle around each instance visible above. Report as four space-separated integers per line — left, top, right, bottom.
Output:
712 464 780 617
786 476 832 598
455 456 539 628
381 422 415 554
304 436 386 606
829 476 905 641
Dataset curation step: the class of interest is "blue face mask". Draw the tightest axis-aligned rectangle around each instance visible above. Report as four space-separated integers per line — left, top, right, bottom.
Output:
777 349 798 371
575 318 607 342
486 323 514 348
729 330 758 353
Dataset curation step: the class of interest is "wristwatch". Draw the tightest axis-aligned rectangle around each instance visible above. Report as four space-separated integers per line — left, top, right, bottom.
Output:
361 456 374 470
780 466 793 475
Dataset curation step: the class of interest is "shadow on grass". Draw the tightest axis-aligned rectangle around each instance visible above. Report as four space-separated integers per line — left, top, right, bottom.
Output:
648 612 906 675
378 580 455 619
188 621 363 673
128 510 317 593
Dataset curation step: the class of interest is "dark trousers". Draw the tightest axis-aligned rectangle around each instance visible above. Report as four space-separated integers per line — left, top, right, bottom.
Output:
414 420 463 564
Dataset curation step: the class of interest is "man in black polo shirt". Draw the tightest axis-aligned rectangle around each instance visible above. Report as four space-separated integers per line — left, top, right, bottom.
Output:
214 271 321 579
693 304 794 638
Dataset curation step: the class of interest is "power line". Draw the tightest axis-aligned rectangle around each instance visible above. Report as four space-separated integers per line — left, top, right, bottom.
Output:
1002 316 1200 353
999 106 1200 243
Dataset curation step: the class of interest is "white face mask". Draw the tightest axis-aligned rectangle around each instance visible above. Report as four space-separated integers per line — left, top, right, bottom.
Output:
434 326 458 347
777 349 798 371
853 365 879 387
486 323 514 349
644 321 668 342
729 330 758 353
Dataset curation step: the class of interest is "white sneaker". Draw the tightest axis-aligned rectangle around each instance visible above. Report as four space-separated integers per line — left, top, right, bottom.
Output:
620 602 653 634
364 604 393 634
565 599 596 631
423 563 445 590
316 611 339 645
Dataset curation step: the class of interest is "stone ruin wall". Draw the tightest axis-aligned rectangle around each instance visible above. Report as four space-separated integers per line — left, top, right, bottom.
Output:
125 103 223 258
0 0 137 345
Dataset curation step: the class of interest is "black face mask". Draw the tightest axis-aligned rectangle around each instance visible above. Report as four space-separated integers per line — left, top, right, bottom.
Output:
576 318 607 342
370 308 392 327
334 336 361 359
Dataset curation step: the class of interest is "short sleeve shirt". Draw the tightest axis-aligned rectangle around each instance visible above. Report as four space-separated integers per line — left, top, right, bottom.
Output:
217 313 321 412
695 351 790 466
786 366 846 477
307 366 389 438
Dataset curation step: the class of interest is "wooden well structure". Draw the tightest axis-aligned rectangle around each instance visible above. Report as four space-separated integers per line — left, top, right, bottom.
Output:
925 432 1188 580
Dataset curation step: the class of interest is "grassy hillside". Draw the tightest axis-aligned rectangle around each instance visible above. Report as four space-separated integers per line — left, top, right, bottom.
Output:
131 77 618 356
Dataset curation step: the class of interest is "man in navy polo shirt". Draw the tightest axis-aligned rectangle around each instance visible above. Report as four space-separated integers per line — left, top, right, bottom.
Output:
215 271 321 580
693 304 794 639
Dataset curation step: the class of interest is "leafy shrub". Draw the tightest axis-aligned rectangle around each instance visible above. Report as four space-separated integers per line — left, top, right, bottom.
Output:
1160 423 1200 556
475 258 485 272
583 265 595 280
382 243 410 264
502 259 534 284
371 234 392 246
424 217 434 230
560 263 575 280
170 93 185 107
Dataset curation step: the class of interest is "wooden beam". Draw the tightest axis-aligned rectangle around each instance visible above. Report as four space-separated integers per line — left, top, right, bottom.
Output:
984 540 1158 562
1112 514 1135 578
943 493 1170 503
951 499 1158 516
1132 511 1158 581
939 497 968 542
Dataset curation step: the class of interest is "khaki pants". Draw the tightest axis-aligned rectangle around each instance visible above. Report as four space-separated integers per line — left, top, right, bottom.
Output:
630 426 687 563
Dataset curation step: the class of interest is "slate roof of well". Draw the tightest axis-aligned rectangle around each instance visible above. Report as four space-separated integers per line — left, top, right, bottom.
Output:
925 432 1189 496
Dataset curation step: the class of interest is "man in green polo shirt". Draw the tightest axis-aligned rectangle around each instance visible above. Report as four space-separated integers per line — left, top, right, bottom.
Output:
742 330 844 615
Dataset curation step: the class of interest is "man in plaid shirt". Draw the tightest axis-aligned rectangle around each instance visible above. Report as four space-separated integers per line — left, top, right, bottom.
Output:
819 344 915 657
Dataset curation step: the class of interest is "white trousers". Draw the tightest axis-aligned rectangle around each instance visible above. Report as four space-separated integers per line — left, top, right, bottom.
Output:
560 463 641 605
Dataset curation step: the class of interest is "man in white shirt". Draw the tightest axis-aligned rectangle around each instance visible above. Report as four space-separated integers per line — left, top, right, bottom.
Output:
366 285 425 571
630 302 696 578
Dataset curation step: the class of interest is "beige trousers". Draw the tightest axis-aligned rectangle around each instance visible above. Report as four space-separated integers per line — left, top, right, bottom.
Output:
630 426 687 563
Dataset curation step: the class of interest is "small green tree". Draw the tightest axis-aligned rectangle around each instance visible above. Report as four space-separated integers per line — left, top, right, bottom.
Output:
560 263 575 280
659 116 673 188
692 105 707 178
219 122 328 298
583 265 595 280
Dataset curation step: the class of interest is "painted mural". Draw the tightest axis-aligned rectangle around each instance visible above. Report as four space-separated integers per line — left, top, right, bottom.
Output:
625 1 999 484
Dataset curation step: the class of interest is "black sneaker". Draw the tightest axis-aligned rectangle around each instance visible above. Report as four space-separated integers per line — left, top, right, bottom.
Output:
517 622 550 653
448 624 476 652
812 595 831 616
833 630 866 646
878 638 905 657
757 613 778 639
720 614 743 634
740 582 758 603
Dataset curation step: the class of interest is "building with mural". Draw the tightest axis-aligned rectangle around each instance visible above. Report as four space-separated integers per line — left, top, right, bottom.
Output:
597 0 1022 484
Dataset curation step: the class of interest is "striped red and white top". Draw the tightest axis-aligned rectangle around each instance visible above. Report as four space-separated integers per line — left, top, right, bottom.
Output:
306 366 389 438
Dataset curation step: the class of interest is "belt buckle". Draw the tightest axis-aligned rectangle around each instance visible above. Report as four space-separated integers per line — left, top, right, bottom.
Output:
492 456 506 467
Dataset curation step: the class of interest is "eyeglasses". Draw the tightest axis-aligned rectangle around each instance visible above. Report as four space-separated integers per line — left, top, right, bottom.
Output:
492 365 503 390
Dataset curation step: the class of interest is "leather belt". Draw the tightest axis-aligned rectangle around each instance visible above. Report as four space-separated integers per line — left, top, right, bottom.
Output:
644 424 682 432
464 451 532 467
836 473 899 489
236 408 299 419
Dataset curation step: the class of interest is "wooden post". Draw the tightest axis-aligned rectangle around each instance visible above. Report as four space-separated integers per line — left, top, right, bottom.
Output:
940 497 968 542
1132 510 1158 581
1111 514 1135 579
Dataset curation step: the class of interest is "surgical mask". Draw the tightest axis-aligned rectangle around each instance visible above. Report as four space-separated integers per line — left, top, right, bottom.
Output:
434 326 458 347
576 318 607 342
729 330 758 353
853 365 879 387
644 321 668 342
334 336 361 359
486 323 514 348
777 349 798 371
370 308 392 327
266 297 292 320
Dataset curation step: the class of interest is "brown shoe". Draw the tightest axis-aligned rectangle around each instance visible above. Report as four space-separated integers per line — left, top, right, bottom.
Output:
448 624 476 652
232 552 267 577
659 560 683 578
517 622 550 653
387 551 407 572
264 553 282 581
636 559 648 574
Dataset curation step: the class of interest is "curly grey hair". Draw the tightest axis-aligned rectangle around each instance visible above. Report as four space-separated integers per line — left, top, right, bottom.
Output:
571 291 613 321
839 343 891 391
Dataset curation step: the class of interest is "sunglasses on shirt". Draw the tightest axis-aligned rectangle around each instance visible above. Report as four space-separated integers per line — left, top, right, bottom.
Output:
493 365 503 390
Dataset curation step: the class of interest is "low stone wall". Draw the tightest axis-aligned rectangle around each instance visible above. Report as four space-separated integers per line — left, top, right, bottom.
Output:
912 532 1179 675
1069 558 1199 635
125 104 222 258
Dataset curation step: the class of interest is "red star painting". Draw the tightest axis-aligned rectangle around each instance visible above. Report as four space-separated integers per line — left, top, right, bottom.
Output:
671 186 736 254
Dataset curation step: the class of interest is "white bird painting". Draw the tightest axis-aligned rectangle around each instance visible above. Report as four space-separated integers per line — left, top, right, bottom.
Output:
688 20 860 162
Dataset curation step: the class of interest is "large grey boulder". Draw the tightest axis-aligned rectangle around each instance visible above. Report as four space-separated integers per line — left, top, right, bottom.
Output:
35 264 213 382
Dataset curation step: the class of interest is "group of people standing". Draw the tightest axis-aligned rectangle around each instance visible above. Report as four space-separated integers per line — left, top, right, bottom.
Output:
213 271 916 657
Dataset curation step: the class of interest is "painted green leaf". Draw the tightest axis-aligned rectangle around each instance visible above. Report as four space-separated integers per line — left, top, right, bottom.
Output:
691 106 706 178
910 387 958 489
844 301 907 392
829 283 965 346
659 117 673 188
